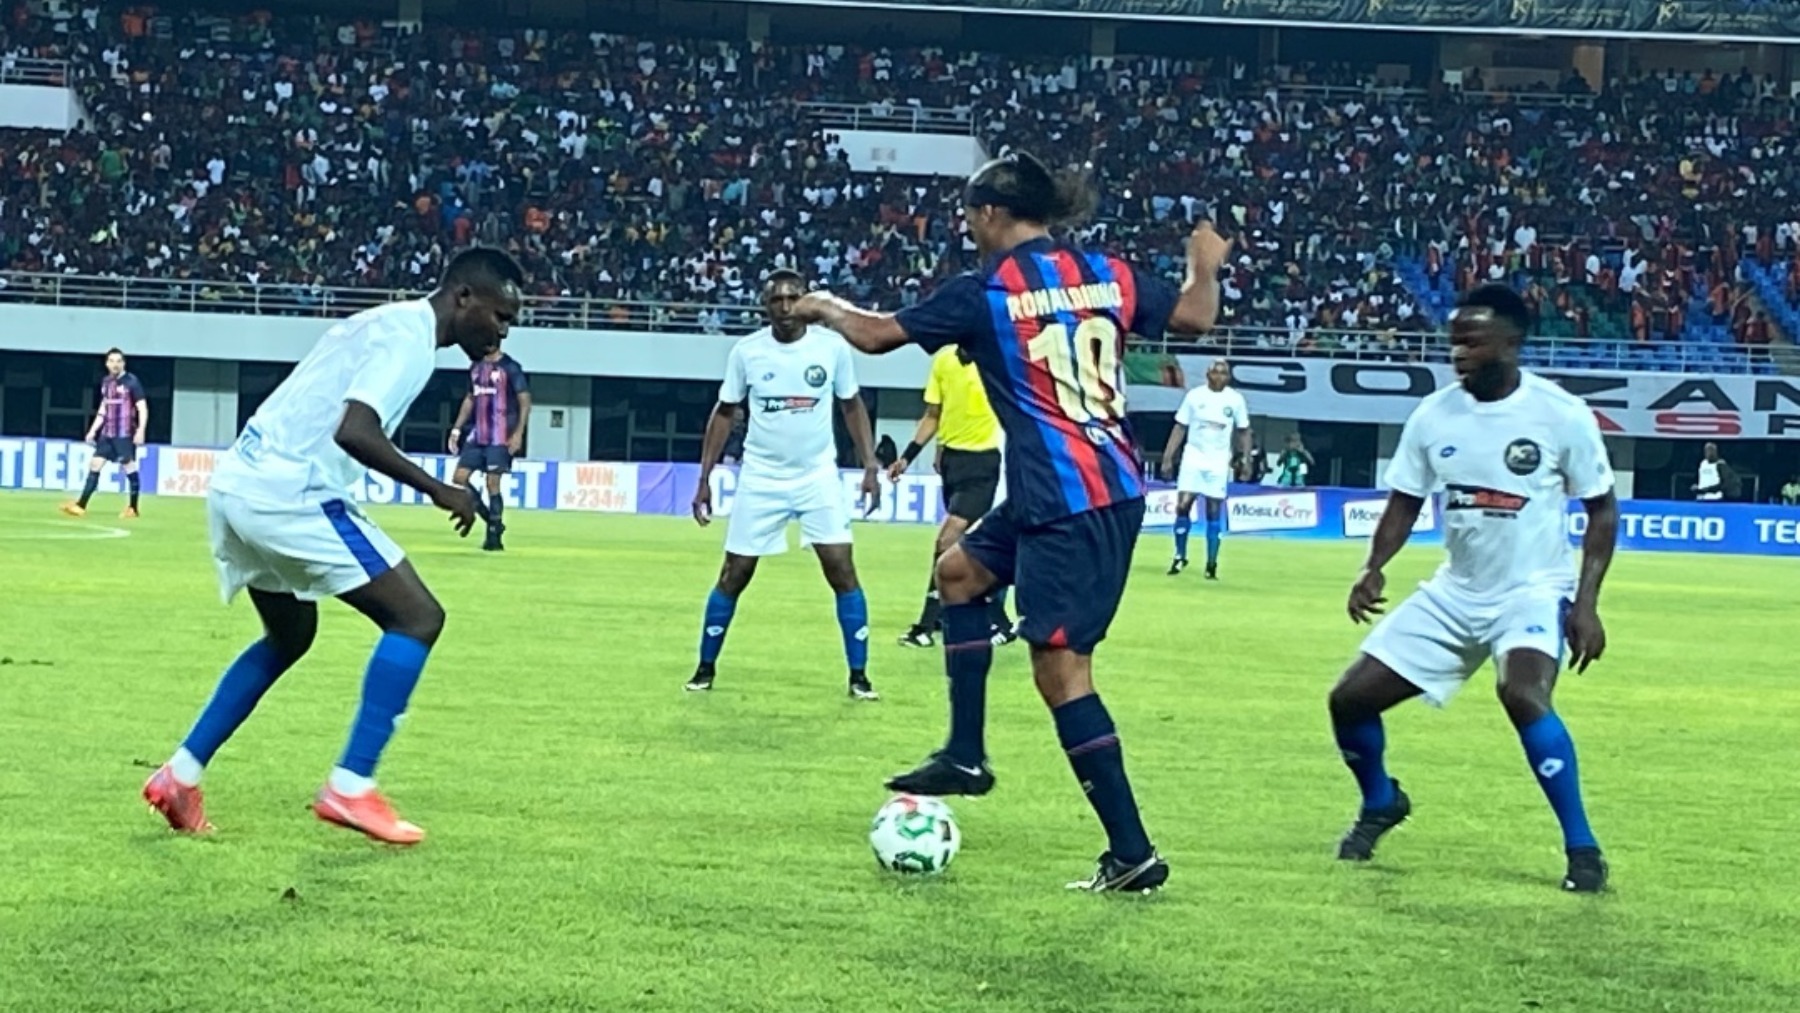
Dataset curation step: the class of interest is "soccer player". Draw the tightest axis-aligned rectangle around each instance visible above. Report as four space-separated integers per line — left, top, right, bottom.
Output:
1329 284 1618 893
61 348 147 519
688 269 884 701
1158 357 1249 580
793 152 1231 892
140 248 522 845
891 345 1014 648
448 349 531 551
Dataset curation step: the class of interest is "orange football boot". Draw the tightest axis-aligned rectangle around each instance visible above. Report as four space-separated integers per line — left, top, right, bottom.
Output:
59 502 86 517
143 765 215 834
119 506 139 519
312 786 424 845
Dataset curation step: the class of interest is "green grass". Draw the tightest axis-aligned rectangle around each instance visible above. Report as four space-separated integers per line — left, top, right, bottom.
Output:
2 489 1796 1013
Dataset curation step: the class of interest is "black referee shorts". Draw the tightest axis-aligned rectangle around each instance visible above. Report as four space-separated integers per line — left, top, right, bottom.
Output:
939 447 1001 523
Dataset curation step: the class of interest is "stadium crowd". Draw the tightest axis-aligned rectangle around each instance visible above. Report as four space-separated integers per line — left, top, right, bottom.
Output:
0 4 1796 366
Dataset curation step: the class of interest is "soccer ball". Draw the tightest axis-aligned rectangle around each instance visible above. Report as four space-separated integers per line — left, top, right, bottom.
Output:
869 794 961 875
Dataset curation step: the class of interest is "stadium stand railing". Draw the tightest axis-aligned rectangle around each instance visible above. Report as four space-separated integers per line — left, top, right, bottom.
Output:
0 56 69 86
801 101 976 134
2 271 1779 375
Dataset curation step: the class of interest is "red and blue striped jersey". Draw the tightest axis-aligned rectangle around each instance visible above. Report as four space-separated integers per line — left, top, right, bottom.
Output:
99 373 147 438
467 354 529 446
896 237 1179 527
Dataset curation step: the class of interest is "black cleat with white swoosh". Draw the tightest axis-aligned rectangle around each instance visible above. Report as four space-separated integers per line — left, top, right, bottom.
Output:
884 752 995 797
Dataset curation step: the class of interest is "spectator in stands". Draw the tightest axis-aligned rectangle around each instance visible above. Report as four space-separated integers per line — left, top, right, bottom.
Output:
1273 432 1314 487
1780 475 1799 506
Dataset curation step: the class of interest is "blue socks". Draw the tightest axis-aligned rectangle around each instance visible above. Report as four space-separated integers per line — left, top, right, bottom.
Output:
1333 715 1397 811
1053 694 1152 865
1172 512 1192 561
941 603 992 764
698 588 738 664
338 633 432 779
181 639 298 765
836 588 869 671
1204 516 1223 568
1518 712 1599 850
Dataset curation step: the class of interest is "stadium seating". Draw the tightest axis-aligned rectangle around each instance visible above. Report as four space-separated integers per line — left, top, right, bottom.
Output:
0 5 1796 373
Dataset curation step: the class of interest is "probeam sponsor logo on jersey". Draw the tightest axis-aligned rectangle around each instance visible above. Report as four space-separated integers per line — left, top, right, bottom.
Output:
1004 282 1123 321
1341 495 1438 538
759 396 821 414
1228 491 1319 533
1444 484 1528 517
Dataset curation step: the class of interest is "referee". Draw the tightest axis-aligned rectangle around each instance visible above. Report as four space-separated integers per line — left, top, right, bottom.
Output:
891 346 1015 647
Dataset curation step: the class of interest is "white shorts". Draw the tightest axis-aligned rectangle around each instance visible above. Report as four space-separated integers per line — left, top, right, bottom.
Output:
1359 577 1570 707
724 470 853 558
208 489 406 603
1177 451 1230 500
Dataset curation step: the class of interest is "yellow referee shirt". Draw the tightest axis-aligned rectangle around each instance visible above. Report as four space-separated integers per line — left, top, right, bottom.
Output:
925 348 1002 452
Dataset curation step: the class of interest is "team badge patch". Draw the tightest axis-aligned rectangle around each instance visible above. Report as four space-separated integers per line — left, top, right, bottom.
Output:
1504 438 1542 476
804 365 828 388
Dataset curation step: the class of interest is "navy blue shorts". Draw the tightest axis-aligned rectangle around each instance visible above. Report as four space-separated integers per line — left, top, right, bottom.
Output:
457 443 513 474
959 498 1145 655
94 436 137 463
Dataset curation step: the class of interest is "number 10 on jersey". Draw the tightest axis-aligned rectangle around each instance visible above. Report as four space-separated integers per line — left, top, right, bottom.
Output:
1027 317 1125 425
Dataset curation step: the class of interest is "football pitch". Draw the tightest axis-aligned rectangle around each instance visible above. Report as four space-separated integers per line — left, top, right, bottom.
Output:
2 490 1795 1013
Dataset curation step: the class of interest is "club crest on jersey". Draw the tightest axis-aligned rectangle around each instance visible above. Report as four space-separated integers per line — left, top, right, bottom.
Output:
803 365 828 388
1504 438 1542 476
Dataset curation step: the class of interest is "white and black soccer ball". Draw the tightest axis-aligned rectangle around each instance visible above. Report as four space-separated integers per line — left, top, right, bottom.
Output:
869 794 961 876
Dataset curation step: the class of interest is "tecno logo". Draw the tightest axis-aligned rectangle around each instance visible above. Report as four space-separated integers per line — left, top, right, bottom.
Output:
1571 511 1726 542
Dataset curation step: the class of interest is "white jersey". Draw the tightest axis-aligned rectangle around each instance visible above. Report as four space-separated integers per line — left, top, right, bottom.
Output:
1175 385 1250 467
211 300 439 506
1385 371 1614 601
1696 460 1723 500
721 325 857 481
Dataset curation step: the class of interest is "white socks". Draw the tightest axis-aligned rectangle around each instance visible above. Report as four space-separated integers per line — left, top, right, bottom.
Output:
328 767 376 797
166 751 376 797
167 748 204 787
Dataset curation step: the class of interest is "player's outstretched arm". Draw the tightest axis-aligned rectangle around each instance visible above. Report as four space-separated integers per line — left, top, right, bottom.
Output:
692 401 741 525
1567 491 1618 673
791 293 910 354
336 400 477 536
1348 492 1424 623
1167 222 1233 335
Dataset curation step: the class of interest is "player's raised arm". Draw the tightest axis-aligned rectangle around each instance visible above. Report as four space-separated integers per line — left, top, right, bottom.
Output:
793 293 910 354
1166 222 1233 336
796 274 987 356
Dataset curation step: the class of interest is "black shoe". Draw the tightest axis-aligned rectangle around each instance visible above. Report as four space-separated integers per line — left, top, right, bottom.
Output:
988 624 1018 648
1562 847 1608 893
1066 850 1169 893
1336 779 1412 861
885 751 994 797
1204 561 1218 580
1167 557 1188 576
897 627 935 648
849 670 880 701
685 664 715 693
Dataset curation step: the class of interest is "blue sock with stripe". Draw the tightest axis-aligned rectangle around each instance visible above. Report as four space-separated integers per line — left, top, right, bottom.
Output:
836 588 869 671
942 603 992 763
698 588 737 665
1205 517 1223 567
1333 714 1397 811
1172 512 1192 561
338 633 432 779
180 639 299 769
1053 694 1152 865
1518 713 1598 850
